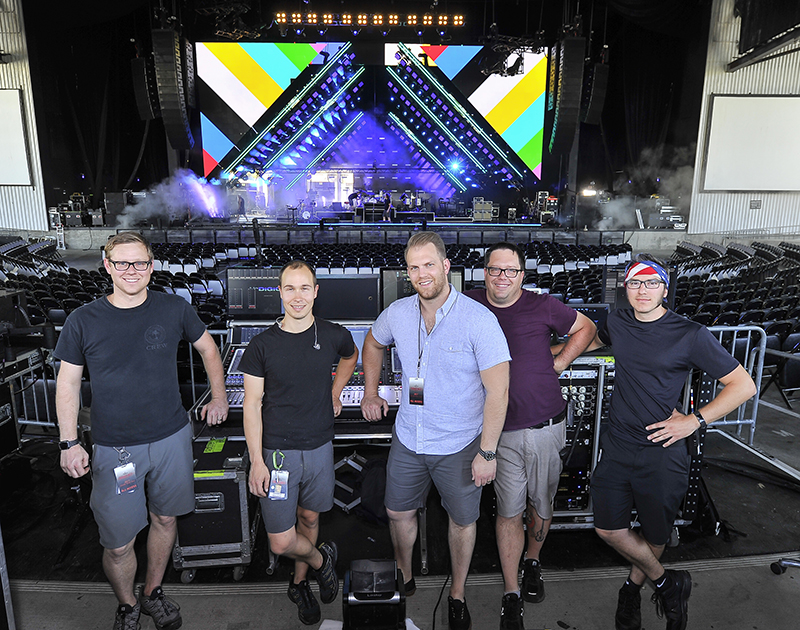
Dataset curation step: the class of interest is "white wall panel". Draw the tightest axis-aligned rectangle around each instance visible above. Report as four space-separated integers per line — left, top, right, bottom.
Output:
690 0 800 235
0 0 48 232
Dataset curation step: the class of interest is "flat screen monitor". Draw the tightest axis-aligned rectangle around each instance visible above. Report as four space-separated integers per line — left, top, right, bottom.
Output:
342 324 372 367
379 266 465 312
314 275 380 320
572 303 610 331
226 267 282 319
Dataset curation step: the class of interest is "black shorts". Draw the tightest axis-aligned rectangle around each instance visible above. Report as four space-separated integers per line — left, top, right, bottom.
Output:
590 432 690 546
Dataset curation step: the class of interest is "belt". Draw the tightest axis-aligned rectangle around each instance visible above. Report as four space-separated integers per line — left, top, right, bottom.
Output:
531 408 567 430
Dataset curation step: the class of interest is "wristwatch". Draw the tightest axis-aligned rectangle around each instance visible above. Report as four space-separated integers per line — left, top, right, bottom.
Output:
694 411 707 431
59 438 81 451
478 447 496 461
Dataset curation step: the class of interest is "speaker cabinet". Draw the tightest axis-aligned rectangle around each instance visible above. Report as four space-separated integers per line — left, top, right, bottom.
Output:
152 28 194 150
581 62 609 125
343 560 406 630
548 37 585 155
131 56 161 121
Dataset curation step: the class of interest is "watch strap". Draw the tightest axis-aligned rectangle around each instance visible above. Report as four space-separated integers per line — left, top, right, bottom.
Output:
695 411 707 431
478 447 496 461
59 438 81 450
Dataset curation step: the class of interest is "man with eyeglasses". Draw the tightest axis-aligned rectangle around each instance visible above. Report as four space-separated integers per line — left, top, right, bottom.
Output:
464 242 596 630
55 231 229 630
586 255 756 630
361 232 510 630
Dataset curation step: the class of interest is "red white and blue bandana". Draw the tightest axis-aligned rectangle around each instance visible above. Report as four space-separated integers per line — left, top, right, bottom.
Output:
624 261 669 288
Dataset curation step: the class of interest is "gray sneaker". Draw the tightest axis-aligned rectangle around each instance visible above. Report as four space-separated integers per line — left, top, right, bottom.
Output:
139 585 182 630
113 602 141 630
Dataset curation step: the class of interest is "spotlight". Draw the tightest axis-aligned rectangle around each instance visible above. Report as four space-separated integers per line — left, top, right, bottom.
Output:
453 15 464 26
291 12 302 24
407 14 418 26
423 14 433 26
341 13 352 25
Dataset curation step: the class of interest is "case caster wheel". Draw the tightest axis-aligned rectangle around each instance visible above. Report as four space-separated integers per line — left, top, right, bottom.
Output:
233 566 246 581
667 527 680 548
771 562 786 575
181 569 196 584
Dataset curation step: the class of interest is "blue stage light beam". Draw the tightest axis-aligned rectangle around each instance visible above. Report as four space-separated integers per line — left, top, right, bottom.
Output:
387 113 466 192
386 67 485 174
285 112 365 190
261 66 366 171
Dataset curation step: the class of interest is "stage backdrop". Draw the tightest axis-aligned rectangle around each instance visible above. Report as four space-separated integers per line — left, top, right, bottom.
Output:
194 41 545 205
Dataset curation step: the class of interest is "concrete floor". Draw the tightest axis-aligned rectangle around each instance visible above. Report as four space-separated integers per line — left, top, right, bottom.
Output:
10 555 800 629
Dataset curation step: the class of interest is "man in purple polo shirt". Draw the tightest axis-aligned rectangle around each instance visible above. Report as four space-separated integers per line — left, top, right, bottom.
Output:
466 242 596 630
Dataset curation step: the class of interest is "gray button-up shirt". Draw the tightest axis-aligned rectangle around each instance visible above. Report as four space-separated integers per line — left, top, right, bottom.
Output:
372 285 511 455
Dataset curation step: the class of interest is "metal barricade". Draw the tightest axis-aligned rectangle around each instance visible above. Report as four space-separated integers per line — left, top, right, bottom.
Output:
705 325 766 445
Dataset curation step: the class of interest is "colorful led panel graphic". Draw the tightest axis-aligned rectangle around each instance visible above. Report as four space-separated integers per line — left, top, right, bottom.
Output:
197 42 546 181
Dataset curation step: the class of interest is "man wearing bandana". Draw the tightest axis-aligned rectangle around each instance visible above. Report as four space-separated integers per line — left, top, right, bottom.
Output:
587 254 756 630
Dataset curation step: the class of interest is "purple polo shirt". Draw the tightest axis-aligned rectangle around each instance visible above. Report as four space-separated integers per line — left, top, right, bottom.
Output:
465 289 576 431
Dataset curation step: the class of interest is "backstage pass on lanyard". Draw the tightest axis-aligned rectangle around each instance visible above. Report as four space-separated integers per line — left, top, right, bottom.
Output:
113 447 138 495
268 450 289 500
410 293 458 406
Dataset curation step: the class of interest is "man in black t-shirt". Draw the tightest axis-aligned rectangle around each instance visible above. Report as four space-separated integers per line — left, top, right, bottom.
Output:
56 232 229 630
240 260 357 626
587 255 756 630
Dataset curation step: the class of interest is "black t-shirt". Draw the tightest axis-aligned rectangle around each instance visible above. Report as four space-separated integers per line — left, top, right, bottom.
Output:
54 291 207 446
238 318 355 450
598 308 740 446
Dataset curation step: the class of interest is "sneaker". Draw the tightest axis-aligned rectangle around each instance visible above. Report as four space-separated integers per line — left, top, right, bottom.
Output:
113 602 141 630
315 541 339 604
404 576 417 597
448 596 472 630
500 592 524 630
139 586 182 630
521 559 545 603
651 570 692 630
615 583 642 630
287 579 321 625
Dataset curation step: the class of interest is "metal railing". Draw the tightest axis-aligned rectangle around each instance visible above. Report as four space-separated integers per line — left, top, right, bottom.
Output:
704 325 766 445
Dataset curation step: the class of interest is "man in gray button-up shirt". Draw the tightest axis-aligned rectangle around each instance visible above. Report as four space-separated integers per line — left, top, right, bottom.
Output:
362 232 510 630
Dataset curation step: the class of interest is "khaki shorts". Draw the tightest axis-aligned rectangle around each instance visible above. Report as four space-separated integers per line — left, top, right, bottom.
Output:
90 423 194 549
494 420 566 520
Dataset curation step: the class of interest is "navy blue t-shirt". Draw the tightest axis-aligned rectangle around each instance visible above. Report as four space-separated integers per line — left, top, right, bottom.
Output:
55 291 207 446
598 308 740 446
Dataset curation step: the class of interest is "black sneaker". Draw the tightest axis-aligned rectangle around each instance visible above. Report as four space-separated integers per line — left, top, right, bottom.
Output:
521 559 545 603
500 592 525 630
113 602 141 630
287 579 321 625
615 583 642 630
448 596 472 630
652 570 692 630
404 576 417 597
315 541 339 604
139 586 181 630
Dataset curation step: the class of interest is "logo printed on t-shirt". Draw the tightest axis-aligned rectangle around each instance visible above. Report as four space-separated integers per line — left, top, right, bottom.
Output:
145 325 168 350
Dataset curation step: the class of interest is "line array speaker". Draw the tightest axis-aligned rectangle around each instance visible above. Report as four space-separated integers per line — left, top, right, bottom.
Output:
547 40 560 112
548 37 585 155
152 28 194 150
581 62 609 125
131 56 161 121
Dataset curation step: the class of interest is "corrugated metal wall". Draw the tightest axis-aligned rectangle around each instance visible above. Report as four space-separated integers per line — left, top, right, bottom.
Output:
0 0 48 232
690 0 800 235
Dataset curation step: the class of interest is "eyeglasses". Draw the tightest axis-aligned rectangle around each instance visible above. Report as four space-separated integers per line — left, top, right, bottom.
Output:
625 279 665 289
108 260 152 271
486 267 522 278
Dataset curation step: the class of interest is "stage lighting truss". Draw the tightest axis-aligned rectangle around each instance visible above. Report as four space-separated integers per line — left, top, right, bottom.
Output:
390 43 524 188
225 43 365 179
273 12 464 32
